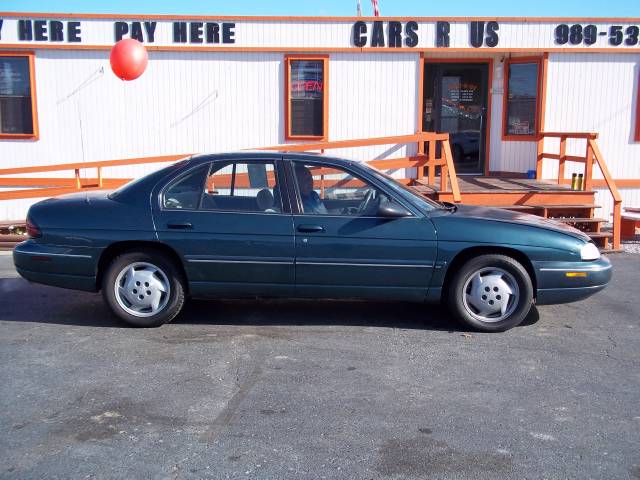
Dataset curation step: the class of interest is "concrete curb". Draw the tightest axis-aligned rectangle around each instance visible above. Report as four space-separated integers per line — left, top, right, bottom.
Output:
0 251 13 256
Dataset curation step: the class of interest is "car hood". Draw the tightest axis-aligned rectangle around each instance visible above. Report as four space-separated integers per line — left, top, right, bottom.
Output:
443 204 592 242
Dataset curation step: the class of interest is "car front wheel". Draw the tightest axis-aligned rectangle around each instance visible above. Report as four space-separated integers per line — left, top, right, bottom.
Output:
448 254 533 332
102 251 186 327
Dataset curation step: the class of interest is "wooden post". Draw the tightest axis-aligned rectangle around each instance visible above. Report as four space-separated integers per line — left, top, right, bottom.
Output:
536 134 545 180
416 132 425 181
558 136 566 185
612 201 621 250
74 169 81 189
442 138 462 203
584 141 594 191
589 138 622 251
440 163 449 192
97 167 103 188
416 132 425 154
428 139 436 186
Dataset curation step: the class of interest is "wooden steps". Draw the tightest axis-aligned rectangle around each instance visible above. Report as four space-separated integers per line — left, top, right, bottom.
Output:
413 176 620 251
498 205 613 249
553 218 607 224
0 221 26 251
0 235 25 250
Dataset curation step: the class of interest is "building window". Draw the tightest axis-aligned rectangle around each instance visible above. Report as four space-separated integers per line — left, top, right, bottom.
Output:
0 52 38 139
502 57 542 141
285 55 328 140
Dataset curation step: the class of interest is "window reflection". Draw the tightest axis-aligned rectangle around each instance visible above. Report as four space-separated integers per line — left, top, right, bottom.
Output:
505 62 539 137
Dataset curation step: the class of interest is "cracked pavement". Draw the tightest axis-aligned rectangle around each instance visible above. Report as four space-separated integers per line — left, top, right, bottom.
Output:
0 252 639 479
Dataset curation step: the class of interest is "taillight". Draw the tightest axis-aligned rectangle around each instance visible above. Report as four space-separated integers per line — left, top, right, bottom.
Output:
26 217 42 238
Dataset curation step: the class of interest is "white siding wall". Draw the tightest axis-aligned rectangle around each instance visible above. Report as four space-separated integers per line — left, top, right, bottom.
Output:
542 53 640 219
2 49 283 171
1 48 639 221
0 50 420 219
327 52 419 164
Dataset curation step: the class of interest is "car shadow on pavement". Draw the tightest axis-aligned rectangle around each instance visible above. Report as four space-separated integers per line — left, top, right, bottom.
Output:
0 277 539 332
179 298 540 332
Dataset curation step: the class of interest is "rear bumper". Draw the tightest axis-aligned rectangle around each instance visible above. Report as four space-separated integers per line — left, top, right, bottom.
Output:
534 256 612 305
13 240 98 292
15 267 97 292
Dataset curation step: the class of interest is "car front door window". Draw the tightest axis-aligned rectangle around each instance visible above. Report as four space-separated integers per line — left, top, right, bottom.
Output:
292 162 389 217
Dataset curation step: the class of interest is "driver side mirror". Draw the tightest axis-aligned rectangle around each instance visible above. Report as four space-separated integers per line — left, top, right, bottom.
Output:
377 200 411 218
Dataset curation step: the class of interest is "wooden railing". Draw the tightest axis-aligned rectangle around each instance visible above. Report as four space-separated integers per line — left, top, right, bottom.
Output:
0 154 190 200
537 132 622 250
261 132 462 202
0 133 462 203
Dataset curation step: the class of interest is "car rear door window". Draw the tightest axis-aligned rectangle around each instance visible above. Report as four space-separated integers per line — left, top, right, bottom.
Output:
201 161 282 213
163 165 209 210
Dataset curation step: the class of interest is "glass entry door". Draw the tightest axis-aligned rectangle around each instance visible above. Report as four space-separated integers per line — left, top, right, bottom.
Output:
423 62 489 174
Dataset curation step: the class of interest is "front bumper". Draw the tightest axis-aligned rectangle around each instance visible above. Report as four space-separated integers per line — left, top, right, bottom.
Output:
533 256 612 305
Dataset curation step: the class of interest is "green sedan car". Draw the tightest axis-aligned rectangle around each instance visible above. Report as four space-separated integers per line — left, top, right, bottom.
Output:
13 152 611 332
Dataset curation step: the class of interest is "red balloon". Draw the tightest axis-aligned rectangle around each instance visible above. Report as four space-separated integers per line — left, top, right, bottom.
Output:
110 39 148 81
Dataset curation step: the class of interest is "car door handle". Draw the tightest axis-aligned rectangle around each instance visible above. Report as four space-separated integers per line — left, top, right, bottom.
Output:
297 224 325 233
167 222 193 230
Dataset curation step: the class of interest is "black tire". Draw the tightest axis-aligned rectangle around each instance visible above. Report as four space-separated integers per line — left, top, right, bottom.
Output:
447 254 533 332
102 250 186 327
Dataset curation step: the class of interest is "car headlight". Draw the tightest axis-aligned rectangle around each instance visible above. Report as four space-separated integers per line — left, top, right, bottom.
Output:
580 242 600 261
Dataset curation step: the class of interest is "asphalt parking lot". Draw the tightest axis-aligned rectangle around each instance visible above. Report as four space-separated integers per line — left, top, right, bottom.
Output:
0 252 639 479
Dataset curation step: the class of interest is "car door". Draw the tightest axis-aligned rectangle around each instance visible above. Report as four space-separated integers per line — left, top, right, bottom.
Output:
152 157 295 298
286 159 438 301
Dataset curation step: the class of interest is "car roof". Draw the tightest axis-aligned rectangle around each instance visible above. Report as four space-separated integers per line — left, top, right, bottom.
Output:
189 151 356 168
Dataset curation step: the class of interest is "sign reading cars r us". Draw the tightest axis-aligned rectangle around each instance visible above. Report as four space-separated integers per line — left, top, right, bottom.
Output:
351 20 500 48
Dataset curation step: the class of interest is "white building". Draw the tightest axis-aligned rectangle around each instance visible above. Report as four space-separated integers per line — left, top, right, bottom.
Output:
0 12 639 223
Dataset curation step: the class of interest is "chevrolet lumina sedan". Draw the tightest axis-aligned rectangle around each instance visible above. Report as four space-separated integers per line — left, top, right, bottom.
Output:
13 152 612 332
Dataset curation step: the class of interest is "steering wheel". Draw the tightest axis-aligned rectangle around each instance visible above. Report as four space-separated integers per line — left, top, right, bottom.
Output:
165 197 182 209
358 189 378 214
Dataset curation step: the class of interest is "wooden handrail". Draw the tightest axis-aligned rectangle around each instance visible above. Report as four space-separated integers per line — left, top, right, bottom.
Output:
539 132 598 139
0 153 191 201
257 132 449 152
588 138 622 250
536 132 598 186
442 140 462 203
261 132 462 203
537 132 622 250
0 153 191 176
0 133 463 205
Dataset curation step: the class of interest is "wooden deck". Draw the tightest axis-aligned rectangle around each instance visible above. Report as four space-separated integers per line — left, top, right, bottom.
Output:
413 175 597 207
416 176 578 194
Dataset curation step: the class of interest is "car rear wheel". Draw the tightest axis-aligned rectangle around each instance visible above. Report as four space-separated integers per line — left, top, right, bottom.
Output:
102 251 185 327
447 254 533 332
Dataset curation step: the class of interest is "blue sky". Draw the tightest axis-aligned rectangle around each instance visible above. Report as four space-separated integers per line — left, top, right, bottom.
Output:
0 0 636 17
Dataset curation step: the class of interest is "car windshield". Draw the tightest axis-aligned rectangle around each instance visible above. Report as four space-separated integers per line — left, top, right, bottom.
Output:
358 162 444 211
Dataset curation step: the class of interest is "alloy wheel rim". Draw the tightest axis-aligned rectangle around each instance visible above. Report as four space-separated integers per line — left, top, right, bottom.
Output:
114 262 170 317
462 267 520 323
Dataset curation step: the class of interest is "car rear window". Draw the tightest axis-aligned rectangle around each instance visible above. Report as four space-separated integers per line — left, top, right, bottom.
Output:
108 159 191 201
